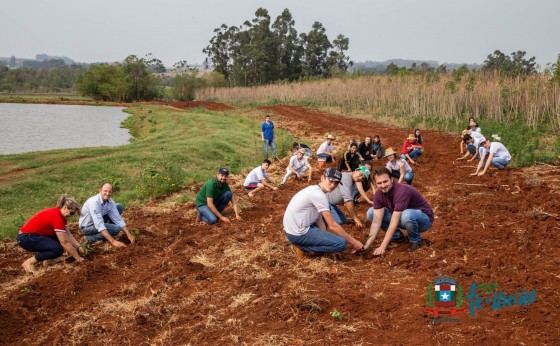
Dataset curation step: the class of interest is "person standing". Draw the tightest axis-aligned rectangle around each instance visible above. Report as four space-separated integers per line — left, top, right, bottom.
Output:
243 159 278 197
365 168 433 254
283 168 364 260
471 139 512 176
261 114 275 160
280 148 312 185
18 195 84 273
80 182 136 247
195 168 241 224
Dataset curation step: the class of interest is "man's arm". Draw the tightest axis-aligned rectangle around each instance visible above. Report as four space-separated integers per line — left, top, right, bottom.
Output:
260 178 278 191
355 181 373 205
364 207 385 250
230 194 241 220
478 152 494 176
467 147 479 162
344 200 364 228
471 152 487 175
373 211 402 256
321 211 364 252
406 153 418 165
456 151 471 161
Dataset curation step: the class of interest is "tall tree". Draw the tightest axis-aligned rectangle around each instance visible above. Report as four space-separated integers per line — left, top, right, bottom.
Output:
122 55 160 101
272 9 302 81
326 34 352 74
301 22 332 77
76 64 128 102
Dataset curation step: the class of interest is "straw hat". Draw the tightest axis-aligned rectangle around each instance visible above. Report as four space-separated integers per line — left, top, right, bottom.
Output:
326 134 336 140
407 134 416 141
461 129 470 136
384 148 397 158
297 148 306 154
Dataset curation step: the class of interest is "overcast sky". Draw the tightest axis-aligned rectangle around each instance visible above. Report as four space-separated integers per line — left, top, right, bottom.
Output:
1 0 559 68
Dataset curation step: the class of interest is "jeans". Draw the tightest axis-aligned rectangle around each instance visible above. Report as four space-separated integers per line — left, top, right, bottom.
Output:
81 203 124 242
317 153 333 162
263 139 275 159
329 204 348 225
491 157 510 169
467 144 476 155
285 225 347 253
197 191 233 224
281 165 309 184
366 207 432 243
17 233 64 261
389 170 414 184
407 148 422 161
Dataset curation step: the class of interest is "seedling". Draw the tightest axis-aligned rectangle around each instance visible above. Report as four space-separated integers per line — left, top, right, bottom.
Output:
79 243 94 255
330 309 343 320
21 287 31 293
131 229 141 236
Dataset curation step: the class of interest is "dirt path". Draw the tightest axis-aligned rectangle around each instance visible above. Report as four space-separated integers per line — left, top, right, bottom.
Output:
1 105 558 345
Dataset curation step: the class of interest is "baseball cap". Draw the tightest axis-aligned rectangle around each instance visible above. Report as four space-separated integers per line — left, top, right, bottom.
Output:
356 166 371 180
218 168 229 175
323 168 342 183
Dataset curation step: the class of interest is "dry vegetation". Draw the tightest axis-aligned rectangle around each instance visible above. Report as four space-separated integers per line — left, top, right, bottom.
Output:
199 72 560 130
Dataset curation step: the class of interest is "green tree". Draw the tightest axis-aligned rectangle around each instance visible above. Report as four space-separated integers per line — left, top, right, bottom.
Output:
326 34 352 75
76 64 128 101
483 50 536 77
549 54 560 85
301 21 332 77
122 55 160 101
272 8 302 81
171 60 198 101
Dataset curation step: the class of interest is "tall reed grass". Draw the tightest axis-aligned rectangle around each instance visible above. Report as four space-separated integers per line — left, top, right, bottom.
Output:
198 72 560 132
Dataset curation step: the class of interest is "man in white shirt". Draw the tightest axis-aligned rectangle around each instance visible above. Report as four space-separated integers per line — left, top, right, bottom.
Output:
280 149 312 185
243 159 278 197
283 168 364 260
316 134 336 162
471 139 512 176
79 182 135 247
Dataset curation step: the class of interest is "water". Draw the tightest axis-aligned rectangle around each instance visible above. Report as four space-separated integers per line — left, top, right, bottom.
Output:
0 103 131 155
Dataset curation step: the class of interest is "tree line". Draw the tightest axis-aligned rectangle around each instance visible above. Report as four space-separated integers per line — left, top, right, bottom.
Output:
203 8 351 86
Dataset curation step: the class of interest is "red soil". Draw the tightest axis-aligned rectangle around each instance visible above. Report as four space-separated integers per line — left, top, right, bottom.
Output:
1 105 559 345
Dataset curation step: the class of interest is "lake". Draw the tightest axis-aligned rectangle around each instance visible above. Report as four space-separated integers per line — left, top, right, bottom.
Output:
0 103 131 155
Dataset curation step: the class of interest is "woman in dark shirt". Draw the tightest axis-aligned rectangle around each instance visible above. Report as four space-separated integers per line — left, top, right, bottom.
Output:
358 136 375 161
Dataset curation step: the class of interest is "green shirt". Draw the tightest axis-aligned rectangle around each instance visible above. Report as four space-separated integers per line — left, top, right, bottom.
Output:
195 178 232 207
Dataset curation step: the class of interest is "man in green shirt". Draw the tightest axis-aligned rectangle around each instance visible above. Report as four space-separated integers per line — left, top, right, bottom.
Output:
195 168 241 224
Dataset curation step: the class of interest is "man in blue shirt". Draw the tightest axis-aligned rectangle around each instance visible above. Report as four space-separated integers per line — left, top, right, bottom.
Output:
79 182 135 247
261 114 275 160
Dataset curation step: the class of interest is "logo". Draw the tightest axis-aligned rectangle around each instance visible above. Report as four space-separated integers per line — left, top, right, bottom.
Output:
424 275 538 322
424 276 466 321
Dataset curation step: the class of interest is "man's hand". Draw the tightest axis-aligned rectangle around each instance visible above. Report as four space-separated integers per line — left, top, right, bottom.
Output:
127 233 136 244
220 216 231 223
111 240 126 248
351 239 364 253
373 245 386 256
478 172 485 176
470 172 479 176
354 218 364 228
364 236 375 250
235 214 242 221
272 186 278 191
75 256 84 263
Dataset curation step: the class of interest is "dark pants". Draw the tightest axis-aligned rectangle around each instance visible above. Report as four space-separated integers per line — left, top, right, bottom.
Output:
17 233 64 262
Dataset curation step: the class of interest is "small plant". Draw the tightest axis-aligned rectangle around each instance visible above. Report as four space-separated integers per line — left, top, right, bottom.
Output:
330 309 343 320
21 287 31 293
79 243 94 255
131 229 141 236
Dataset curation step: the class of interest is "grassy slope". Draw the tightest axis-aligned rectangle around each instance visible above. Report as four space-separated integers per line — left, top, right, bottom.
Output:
0 104 293 238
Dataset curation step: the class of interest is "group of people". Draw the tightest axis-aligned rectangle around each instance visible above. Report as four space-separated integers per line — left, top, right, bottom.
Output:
17 182 134 273
456 117 512 175
18 113 512 271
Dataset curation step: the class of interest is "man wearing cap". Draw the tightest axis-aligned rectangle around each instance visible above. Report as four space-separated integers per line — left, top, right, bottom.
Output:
283 168 365 260
471 139 511 176
262 115 275 160
384 147 414 185
364 167 433 254
280 148 312 185
195 168 241 224
316 134 336 163
243 159 278 197
457 131 486 162
326 166 371 228
401 134 423 164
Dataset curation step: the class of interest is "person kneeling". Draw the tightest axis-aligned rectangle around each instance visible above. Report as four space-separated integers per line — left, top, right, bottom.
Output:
18 195 84 273
195 168 241 224
283 168 364 260
244 159 278 197
364 168 434 254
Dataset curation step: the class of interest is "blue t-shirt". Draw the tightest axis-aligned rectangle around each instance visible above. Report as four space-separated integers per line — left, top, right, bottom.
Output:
262 121 275 140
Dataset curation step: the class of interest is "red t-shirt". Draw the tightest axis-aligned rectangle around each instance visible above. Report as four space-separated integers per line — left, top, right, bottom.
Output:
20 207 66 236
401 139 419 155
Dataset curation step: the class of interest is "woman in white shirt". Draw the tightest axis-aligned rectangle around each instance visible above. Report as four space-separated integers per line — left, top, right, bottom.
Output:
384 147 414 184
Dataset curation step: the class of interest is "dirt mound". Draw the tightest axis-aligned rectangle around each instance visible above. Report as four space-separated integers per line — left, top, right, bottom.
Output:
1 105 558 344
149 100 235 111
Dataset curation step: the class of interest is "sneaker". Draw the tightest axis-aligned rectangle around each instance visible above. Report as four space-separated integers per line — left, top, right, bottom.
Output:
290 245 306 261
408 239 430 252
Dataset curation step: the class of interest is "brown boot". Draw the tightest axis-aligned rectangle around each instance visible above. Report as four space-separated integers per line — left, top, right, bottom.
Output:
290 245 306 261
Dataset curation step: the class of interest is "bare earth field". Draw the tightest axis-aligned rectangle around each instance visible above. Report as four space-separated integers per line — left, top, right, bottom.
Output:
1 103 559 345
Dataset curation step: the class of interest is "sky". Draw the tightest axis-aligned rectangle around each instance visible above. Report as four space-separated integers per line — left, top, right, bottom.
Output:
1 0 559 68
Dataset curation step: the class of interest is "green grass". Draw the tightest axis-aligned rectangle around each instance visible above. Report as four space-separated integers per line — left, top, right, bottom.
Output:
0 104 294 238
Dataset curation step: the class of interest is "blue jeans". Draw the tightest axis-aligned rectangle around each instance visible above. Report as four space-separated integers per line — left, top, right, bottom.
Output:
81 203 124 242
329 204 348 225
491 157 510 169
285 225 347 253
389 170 414 184
317 153 333 162
264 139 275 159
17 233 64 261
467 144 476 155
407 148 422 161
197 191 232 224
366 207 432 243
